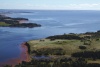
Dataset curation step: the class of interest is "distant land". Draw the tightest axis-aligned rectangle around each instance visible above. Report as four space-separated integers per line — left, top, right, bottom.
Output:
0 14 41 28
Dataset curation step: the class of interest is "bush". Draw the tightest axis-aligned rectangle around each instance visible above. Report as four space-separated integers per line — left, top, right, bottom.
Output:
79 46 86 49
32 48 66 55
72 51 100 59
46 34 82 40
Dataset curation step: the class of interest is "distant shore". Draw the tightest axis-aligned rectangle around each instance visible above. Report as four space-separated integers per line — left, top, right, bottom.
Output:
0 14 41 28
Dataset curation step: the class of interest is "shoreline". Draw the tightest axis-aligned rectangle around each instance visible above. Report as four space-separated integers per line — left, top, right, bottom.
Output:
0 14 41 28
20 42 30 62
1 30 100 66
0 42 30 67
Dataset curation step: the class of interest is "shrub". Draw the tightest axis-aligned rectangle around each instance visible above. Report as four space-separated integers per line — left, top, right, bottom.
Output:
79 46 86 49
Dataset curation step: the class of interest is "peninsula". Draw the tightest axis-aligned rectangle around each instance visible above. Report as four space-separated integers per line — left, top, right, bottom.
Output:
11 30 100 67
0 15 41 28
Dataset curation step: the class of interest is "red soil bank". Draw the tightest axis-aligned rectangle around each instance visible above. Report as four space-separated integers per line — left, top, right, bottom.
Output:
0 42 30 67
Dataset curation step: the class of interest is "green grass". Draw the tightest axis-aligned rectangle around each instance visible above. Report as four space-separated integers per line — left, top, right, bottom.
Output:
27 36 100 64
28 38 100 54
87 60 100 64
28 39 84 55
0 22 10 26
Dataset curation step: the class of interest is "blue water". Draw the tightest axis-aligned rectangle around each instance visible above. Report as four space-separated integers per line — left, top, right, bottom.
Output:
0 10 100 62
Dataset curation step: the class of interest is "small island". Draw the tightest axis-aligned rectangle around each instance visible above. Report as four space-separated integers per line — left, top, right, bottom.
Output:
0 15 41 28
7 30 100 67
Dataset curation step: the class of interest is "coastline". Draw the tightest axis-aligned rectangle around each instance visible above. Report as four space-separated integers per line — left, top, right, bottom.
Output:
20 42 30 62
1 30 100 66
1 10 100 67
0 14 41 28
0 42 30 67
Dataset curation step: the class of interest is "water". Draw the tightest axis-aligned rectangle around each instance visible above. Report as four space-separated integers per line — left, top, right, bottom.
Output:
0 10 100 62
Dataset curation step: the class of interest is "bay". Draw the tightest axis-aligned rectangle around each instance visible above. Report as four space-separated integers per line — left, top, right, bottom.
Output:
0 10 100 62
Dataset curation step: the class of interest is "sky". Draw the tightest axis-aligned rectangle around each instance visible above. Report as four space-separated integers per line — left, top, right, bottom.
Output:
0 0 100 10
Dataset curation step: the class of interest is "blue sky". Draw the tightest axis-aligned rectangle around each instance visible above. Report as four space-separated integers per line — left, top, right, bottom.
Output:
0 0 100 10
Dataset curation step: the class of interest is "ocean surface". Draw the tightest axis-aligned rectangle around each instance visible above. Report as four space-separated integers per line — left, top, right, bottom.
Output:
0 10 100 62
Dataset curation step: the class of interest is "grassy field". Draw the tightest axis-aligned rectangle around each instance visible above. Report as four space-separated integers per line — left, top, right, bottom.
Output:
0 22 10 26
27 35 100 63
14 32 100 66
28 38 100 53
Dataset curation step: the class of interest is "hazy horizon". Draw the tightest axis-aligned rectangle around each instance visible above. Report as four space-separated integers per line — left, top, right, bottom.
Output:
0 0 100 10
